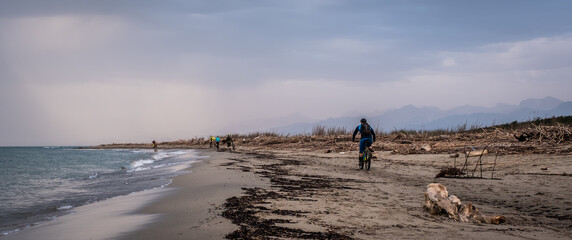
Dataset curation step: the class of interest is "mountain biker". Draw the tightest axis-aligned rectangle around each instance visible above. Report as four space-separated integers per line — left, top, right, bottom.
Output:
352 118 376 168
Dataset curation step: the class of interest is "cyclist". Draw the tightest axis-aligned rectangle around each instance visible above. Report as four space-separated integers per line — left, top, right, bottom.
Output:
352 118 376 168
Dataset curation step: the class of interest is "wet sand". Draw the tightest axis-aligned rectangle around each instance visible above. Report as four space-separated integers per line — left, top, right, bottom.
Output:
1 182 170 240
119 151 269 240
1 151 253 240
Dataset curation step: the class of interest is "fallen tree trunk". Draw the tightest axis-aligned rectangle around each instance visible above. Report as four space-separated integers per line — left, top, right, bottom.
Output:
424 183 507 224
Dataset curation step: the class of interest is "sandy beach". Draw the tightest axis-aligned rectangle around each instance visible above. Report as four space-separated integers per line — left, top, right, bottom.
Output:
209 148 571 239
118 151 269 239
4 130 572 240
131 140 570 239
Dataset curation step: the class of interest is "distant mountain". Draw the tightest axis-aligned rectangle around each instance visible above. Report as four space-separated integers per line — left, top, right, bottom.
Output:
551 101 572 116
266 97 572 134
519 96 562 110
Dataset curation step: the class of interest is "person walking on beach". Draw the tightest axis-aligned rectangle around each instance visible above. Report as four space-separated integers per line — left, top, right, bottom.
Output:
215 136 220 151
352 118 376 168
226 134 235 150
152 140 158 152
209 136 214 148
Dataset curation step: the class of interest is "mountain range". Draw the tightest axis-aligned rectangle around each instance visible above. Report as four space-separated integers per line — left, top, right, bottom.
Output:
224 96 572 135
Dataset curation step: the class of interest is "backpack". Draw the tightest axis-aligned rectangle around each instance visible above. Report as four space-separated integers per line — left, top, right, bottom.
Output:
360 123 372 136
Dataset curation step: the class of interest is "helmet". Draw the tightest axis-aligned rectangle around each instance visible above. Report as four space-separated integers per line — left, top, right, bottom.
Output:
360 118 367 123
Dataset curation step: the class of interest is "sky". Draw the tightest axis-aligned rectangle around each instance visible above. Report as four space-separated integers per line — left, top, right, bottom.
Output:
1 0 572 146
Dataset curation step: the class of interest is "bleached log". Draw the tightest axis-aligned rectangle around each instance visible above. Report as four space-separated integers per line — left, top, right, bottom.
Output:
424 183 459 221
424 183 506 224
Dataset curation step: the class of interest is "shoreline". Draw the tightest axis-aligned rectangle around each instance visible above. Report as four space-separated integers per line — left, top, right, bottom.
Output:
1 182 173 240
0 150 205 240
125 146 572 239
3 144 571 239
118 150 270 239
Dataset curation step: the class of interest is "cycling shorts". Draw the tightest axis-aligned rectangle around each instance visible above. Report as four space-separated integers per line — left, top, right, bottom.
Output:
359 138 373 153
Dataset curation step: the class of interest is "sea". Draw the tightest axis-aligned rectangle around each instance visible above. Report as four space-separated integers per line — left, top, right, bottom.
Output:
0 147 204 236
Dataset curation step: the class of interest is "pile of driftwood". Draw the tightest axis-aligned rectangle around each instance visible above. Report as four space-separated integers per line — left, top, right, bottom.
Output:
90 123 571 154
424 183 506 224
514 124 572 144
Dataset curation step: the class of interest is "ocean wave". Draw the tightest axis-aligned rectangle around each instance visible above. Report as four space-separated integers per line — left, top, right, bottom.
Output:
2 228 21 236
131 159 154 168
125 150 188 173
88 173 99 179
126 159 154 172
0 148 198 238
152 150 187 161
56 205 73 211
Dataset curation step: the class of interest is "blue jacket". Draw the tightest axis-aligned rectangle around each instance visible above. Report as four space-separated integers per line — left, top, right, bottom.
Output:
352 123 376 142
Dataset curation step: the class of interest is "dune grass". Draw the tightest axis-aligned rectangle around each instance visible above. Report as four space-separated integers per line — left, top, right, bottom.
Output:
218 116 572 140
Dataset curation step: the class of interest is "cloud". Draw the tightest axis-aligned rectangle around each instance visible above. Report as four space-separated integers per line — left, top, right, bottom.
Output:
442 58 456 66
18 81 218 145
0 15 129 51
239 78 365 119
0 15 146 85
393 35 572 108
437 35 572 73
2 77 369 145
1 1 572 145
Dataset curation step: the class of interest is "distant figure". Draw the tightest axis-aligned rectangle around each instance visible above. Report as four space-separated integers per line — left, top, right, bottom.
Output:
226 134 234 150
209 136 214 148
352 118 376 169
215 136 220 151
152 140 158 152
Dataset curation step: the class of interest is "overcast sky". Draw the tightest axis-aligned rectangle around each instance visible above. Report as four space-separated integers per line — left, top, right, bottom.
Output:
1 0 572 146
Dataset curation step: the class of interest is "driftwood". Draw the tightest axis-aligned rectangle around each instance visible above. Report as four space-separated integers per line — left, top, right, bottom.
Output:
424 183 461 221
514 132 533 142
424 183 507 224
435 167 464 178
517 124 572 144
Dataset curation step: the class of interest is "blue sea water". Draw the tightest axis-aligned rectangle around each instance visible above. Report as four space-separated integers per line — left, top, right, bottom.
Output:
0 147 203 236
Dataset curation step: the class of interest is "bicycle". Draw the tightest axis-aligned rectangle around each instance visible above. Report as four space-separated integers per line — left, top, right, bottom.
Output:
360 147 372 170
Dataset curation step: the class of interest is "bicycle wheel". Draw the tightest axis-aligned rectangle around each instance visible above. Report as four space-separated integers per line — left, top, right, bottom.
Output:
365 150 372 170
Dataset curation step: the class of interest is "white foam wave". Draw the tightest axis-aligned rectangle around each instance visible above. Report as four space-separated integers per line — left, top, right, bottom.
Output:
88 173 99 179
125 150 188 172
2 228 21 236
152 150 186 161
131 159 154 168
57 205 73 211
127 159 153 172
132 166 151 172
